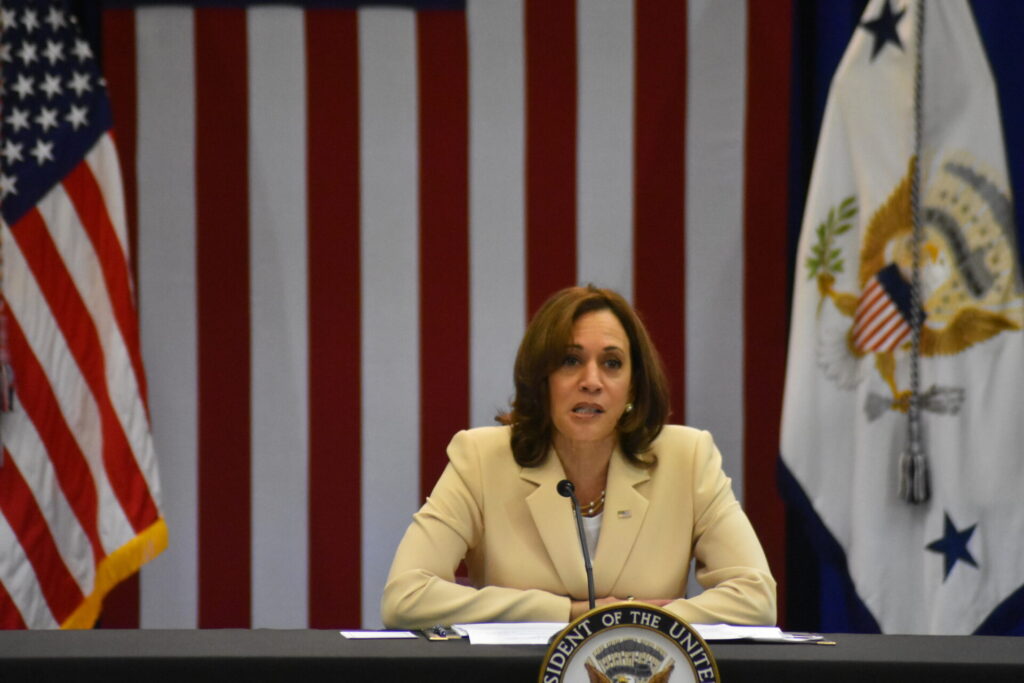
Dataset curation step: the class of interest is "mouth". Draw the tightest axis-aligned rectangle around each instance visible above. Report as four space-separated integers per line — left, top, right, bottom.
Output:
571 404 605 415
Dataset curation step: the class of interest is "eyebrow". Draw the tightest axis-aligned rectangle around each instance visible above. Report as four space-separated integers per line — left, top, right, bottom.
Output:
567 344 625 353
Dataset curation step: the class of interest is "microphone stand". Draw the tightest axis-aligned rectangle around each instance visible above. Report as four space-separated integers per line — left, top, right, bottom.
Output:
557 479 596 610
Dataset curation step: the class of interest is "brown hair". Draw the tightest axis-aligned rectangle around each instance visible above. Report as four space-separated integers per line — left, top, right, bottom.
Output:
497 285 670 467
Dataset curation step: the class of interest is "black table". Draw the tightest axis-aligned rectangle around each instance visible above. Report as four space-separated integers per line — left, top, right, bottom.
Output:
0 629 1022 682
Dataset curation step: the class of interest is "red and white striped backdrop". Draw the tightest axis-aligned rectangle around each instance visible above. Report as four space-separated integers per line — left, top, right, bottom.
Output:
99 0 790 629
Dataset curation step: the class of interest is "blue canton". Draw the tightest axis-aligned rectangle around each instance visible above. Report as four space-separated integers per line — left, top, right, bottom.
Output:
1 1 111 225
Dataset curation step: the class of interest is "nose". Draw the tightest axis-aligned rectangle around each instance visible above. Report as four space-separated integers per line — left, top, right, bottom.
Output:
579 360 602 393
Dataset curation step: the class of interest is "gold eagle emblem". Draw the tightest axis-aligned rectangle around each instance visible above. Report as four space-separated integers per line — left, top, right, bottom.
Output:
814 155 1023 414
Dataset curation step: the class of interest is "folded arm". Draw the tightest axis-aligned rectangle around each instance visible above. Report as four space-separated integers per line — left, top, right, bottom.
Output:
663 431 777 625
381 431 571 629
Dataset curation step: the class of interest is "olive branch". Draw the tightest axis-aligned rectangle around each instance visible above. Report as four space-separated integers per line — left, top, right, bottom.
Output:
805 195 856 279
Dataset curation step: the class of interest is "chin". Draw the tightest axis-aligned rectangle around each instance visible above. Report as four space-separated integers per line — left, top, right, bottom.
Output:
561 426 616 446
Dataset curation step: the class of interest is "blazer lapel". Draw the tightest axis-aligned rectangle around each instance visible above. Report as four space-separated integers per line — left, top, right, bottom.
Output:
520 451 591 599
593 451 650 594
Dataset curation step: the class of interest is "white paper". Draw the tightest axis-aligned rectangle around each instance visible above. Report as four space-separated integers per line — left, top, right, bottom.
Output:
694 623 824 642
339 630 419 639
453 622 566 645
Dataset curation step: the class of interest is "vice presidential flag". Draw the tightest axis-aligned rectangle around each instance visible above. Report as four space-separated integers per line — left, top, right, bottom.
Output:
781 0 1024 634
0 1 166 628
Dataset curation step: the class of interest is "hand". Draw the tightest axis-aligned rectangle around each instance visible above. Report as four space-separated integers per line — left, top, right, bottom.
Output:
570 596 676 620
570 597 621 620
639 598 674 607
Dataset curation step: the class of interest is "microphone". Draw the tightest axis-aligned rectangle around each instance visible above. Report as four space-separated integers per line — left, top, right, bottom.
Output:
557 479 596 610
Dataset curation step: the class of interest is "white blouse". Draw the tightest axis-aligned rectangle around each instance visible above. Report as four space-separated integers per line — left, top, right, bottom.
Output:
582 512 602 559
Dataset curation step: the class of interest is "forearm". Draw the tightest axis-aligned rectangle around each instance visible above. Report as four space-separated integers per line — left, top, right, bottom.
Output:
382 570 571 629
661 570 777 626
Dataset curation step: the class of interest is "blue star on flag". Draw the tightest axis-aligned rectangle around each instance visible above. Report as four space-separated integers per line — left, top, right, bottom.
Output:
926 512 979 581
860 0 906 61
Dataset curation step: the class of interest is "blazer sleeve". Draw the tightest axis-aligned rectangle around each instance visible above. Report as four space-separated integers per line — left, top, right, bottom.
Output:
380 430 571 629
662 430 777 626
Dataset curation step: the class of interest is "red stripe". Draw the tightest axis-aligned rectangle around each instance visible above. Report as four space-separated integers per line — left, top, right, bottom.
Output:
856 307 902 350
62 163 148 408
98 574 140 628
99 5 142 631
853 304 888 336
864 315 910 352
853 283 886 328
417 10 470 501
743 0 792 627
101 9 141 300
525 0 577 315
888 326 911 348
0 450 85 625
856 280 885 309
0 580 28 629
855 304 898 340
633 0 687 423
9 209 159 532
195 9 251 629
306 9 362 629
4 311 103 562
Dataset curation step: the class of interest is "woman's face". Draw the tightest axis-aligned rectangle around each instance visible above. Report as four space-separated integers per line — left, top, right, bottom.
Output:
548 309 633 452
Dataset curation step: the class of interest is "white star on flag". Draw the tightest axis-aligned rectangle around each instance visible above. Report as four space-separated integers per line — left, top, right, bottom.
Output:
16 41 37 66
29 139 54 164
65 104 87 130
44 7 66 31
40 72 62 98
6 108 30 132
0 173 17 198
34 106 58 131
12 73 33 98
2 140 24 164
67 71 89 96
21 9 40 34
43 39 63 65
71 38 91 61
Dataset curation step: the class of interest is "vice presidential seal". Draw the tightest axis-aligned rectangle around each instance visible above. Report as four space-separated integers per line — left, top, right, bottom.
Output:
539 604 718 683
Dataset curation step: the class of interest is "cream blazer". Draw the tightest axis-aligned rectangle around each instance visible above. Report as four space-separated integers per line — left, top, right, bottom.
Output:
381 425 775 629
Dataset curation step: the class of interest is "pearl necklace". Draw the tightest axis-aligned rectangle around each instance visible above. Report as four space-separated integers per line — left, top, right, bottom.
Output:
580 489 606 517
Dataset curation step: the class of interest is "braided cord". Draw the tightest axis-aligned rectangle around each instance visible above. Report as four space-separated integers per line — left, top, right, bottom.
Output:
900 0 929 504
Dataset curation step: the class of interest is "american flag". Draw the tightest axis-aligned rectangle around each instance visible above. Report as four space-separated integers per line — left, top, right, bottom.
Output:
0 0 165 628
86 0 791 630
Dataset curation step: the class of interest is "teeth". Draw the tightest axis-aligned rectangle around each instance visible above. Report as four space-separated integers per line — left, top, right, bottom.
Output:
573 406 602 414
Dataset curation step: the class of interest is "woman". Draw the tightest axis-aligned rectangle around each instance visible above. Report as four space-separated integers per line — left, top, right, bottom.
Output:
381 285 775 628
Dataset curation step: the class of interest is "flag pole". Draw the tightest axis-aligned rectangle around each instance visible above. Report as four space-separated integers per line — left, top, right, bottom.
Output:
900 0 930 504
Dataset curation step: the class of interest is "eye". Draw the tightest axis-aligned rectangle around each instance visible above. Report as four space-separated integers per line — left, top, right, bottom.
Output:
561 354 581 367
604 357 623 370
